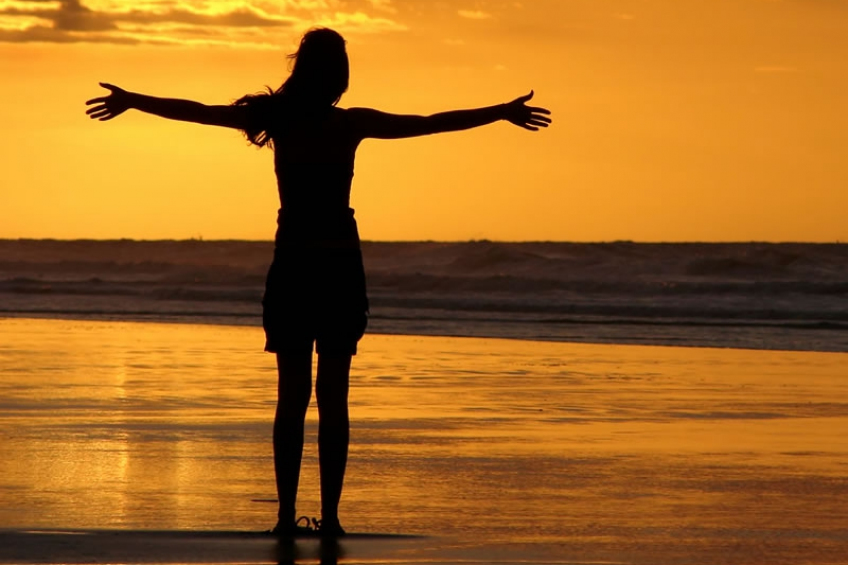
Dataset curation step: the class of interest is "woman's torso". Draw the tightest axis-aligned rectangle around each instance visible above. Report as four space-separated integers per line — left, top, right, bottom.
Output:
269 107 362 247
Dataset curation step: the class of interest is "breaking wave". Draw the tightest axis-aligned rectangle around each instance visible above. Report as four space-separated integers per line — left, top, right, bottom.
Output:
2 239 847 352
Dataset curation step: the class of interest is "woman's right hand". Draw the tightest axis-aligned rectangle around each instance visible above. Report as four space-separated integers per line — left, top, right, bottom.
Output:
503 91 551 131
85 83 133 121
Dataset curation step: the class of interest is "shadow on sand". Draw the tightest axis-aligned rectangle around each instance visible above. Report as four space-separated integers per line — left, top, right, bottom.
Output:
0 528 425 564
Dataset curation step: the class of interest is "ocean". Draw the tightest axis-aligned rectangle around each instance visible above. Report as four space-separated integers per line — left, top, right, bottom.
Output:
1 239 847 352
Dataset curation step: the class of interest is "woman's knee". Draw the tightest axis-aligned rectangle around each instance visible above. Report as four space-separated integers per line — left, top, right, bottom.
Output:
277 351 313 409
315 354 351 409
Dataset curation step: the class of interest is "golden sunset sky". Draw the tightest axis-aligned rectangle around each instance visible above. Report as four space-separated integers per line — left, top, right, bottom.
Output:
1 0 847 241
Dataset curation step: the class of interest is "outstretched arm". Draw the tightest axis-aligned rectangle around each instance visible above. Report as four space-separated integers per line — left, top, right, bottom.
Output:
349 91 551 140
85 83 248 129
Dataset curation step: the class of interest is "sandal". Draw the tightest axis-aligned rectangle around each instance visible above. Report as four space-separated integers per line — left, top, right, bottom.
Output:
313 517 346 538
269 515 317 537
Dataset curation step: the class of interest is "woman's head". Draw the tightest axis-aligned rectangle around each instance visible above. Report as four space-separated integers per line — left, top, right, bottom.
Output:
282 28 349 106
233 28 348 147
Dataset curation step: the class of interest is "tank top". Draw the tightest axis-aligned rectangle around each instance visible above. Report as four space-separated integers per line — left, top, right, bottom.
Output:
272 159 359 249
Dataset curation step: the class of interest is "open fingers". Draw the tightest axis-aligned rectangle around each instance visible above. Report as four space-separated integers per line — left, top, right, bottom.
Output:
86 105 112 119
86 108 113 119
85 96 108 106
518 110 551 130
527 105 551 115
529 112 552 123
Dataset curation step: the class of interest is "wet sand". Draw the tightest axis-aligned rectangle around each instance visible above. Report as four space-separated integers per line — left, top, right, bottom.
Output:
0 317 846 564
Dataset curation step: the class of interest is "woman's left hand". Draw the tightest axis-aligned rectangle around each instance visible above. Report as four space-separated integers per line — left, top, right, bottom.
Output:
85 83 133 121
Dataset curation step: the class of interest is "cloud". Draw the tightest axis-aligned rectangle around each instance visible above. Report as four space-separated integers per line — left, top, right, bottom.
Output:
0 13 49 30
457 9 492 20
115 6 293 28
364 0 395 13
0 22 139 42
0 1 62 13
317 10 406 32
0 0 405 45
54 0 115 30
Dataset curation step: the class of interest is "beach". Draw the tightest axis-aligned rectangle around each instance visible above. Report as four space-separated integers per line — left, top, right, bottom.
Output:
1 317 846 564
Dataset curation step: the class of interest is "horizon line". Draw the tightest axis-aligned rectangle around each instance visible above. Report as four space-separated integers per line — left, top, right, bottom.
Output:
1 238 846 245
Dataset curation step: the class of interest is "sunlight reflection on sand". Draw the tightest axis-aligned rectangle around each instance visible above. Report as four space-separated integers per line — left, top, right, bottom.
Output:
0 318 846 564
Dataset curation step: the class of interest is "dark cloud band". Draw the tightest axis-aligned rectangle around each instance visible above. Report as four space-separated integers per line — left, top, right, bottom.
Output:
0 0 295 44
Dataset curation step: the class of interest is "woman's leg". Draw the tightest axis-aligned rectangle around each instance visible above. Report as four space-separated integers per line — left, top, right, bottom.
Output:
315 353 352 531
274 351 313 528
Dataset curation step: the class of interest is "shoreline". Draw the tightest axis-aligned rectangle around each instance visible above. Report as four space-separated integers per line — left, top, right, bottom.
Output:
2 311 846 354
3 239 848 354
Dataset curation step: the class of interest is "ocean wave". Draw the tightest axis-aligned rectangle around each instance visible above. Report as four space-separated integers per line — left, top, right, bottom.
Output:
4 273 848 301
0 279 262 303
2 240 848 351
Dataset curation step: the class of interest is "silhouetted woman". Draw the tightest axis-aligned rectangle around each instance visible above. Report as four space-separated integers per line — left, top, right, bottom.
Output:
86 27 551 537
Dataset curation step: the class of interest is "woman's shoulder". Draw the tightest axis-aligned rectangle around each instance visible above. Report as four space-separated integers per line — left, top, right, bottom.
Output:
333 106 363 120
324 106 370 136
337 106 379 120
333 107 387 138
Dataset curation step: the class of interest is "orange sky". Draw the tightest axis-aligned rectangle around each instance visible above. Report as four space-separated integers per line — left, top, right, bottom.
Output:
1 0 847 241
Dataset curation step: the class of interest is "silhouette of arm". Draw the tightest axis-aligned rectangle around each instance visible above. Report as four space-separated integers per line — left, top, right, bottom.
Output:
86 83 248 129
349 91 551 140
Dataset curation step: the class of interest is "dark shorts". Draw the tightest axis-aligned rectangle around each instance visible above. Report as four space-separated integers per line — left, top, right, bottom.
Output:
262 243 368 356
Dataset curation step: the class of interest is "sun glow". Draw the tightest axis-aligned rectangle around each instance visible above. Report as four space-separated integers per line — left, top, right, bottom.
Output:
2 0 848 241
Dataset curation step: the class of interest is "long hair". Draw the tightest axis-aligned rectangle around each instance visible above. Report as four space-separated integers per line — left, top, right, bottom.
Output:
234 28 349 148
